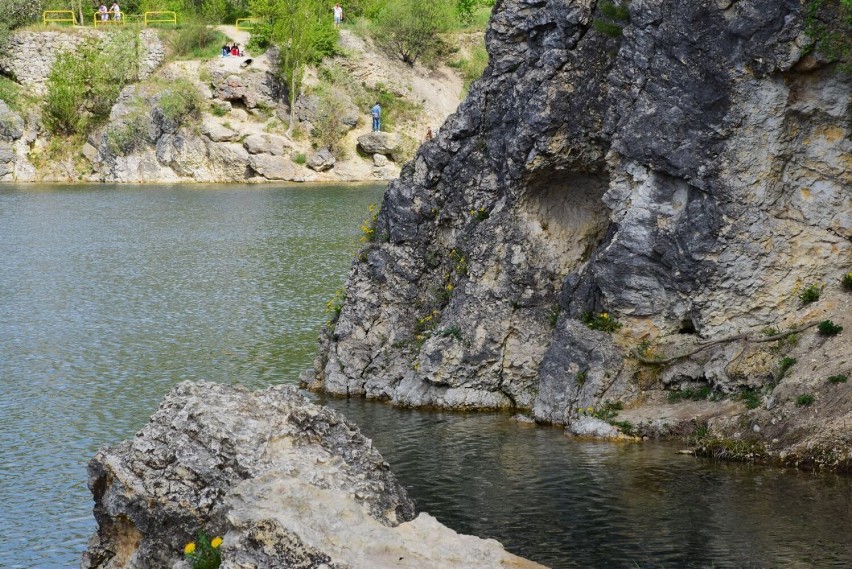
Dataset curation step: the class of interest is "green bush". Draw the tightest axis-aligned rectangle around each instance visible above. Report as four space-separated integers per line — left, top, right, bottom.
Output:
842 271 852 291
162 24 228 59
157 79 203 125
737 388 761 410
777 356 798 380
105 109 150 155
796 393 815 406
44 32 140 136
291 152 306 164
817 320 843 336
799 283 823 304
583 311 622 333
667 385 712 403
827 374 848 384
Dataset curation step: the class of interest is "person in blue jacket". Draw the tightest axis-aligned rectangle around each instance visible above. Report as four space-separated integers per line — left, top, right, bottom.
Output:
370 102 381 132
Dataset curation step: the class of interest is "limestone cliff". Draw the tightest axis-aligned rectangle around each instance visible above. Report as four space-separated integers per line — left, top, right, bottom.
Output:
83 382 543 568
313 0 851 467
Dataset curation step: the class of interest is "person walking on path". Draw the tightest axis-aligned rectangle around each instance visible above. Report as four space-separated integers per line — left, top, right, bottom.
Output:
370 102 381 132
333 3 344 28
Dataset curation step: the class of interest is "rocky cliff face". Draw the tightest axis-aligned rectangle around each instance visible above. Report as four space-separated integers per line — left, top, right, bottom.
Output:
83 382 543 568
313 0 851 465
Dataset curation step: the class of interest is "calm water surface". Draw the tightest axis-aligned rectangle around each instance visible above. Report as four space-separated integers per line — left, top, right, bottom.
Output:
0 184 850 568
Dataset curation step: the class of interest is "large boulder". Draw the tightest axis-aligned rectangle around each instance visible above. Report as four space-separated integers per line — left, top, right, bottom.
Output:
82 381 544 569
357 132 402 156
201 118 239 142
243 133 290 156
307 148 335 172
249 153 301 180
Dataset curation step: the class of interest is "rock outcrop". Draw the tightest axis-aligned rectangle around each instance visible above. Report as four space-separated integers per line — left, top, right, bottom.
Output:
83 381 544 569
313 0 851 466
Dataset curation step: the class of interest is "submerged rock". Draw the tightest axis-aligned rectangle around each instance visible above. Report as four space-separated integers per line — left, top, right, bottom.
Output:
83 381 544 569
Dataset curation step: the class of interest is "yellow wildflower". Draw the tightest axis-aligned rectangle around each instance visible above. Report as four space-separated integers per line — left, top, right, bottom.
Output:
586 407 594 414
184 542 196 555
601 313 609 319
446 283 454 291
211 536 223 549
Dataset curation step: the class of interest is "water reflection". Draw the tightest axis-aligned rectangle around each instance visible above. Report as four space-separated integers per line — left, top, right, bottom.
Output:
324 397 852 569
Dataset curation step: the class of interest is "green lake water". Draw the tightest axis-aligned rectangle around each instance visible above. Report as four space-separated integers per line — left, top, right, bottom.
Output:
0 183 850 568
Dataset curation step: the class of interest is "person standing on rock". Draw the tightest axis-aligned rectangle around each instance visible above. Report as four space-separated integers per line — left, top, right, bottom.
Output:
333 3 344 28
370 101 381 132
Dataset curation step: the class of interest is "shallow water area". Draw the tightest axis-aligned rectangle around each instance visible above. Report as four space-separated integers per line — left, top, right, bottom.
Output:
0 183 850 569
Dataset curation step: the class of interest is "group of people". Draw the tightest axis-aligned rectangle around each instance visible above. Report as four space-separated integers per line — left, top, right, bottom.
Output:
98 3 120 21
222 43 244 57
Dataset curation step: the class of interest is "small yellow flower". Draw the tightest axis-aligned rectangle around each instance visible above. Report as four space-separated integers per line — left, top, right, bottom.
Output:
586 407 594 414
211 536 223 549
446 283 453 291
184 542 196 555
578 408 584 414
601 312 609 319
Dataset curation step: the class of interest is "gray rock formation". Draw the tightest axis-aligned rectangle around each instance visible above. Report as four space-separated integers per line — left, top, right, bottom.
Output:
243 133 290 156
307 148 336 171
83 381 544 569
314 0 851 459
357 132 402 156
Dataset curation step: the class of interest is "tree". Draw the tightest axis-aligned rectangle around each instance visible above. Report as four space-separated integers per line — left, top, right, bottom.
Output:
374 0 455 66
249 0 337 132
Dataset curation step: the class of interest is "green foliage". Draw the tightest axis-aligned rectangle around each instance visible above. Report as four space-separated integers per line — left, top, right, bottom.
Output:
162 23 228 59
448 44 488 97
438 325 463 341
549 304 560 328
610 420 637 436
805 0 852 73
796 393 815 406
44 33 140 136
593 2 630 40
359 203 379 242
842 271 852 291
582 311 622 333
291 152 307 164
798 283 823 304
184 533 222 569
449 248 467 276
374 0 455 66
817 319 843 336
777 356 798 380
590 401 623 422
576 369 587 386
308 86 349 155
456 0 476 25
325 287 346 324
251 0 338 128
600 1 630 20
0 76 22 111
105 108 149 155
737 388 761 410
470 207 489 221
0 0 47 46
667 385 712 404
827 374 848 384
157 79 203 125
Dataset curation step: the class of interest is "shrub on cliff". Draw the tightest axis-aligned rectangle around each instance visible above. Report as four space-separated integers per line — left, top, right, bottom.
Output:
373 0 455 66
44 32 140 136
0 0 47 47
157 79 204 126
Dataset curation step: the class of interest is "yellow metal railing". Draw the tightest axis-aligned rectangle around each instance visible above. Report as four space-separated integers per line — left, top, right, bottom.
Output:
43 10 77 26
144 11 177 26
235 18 259 31
93 10 124 26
